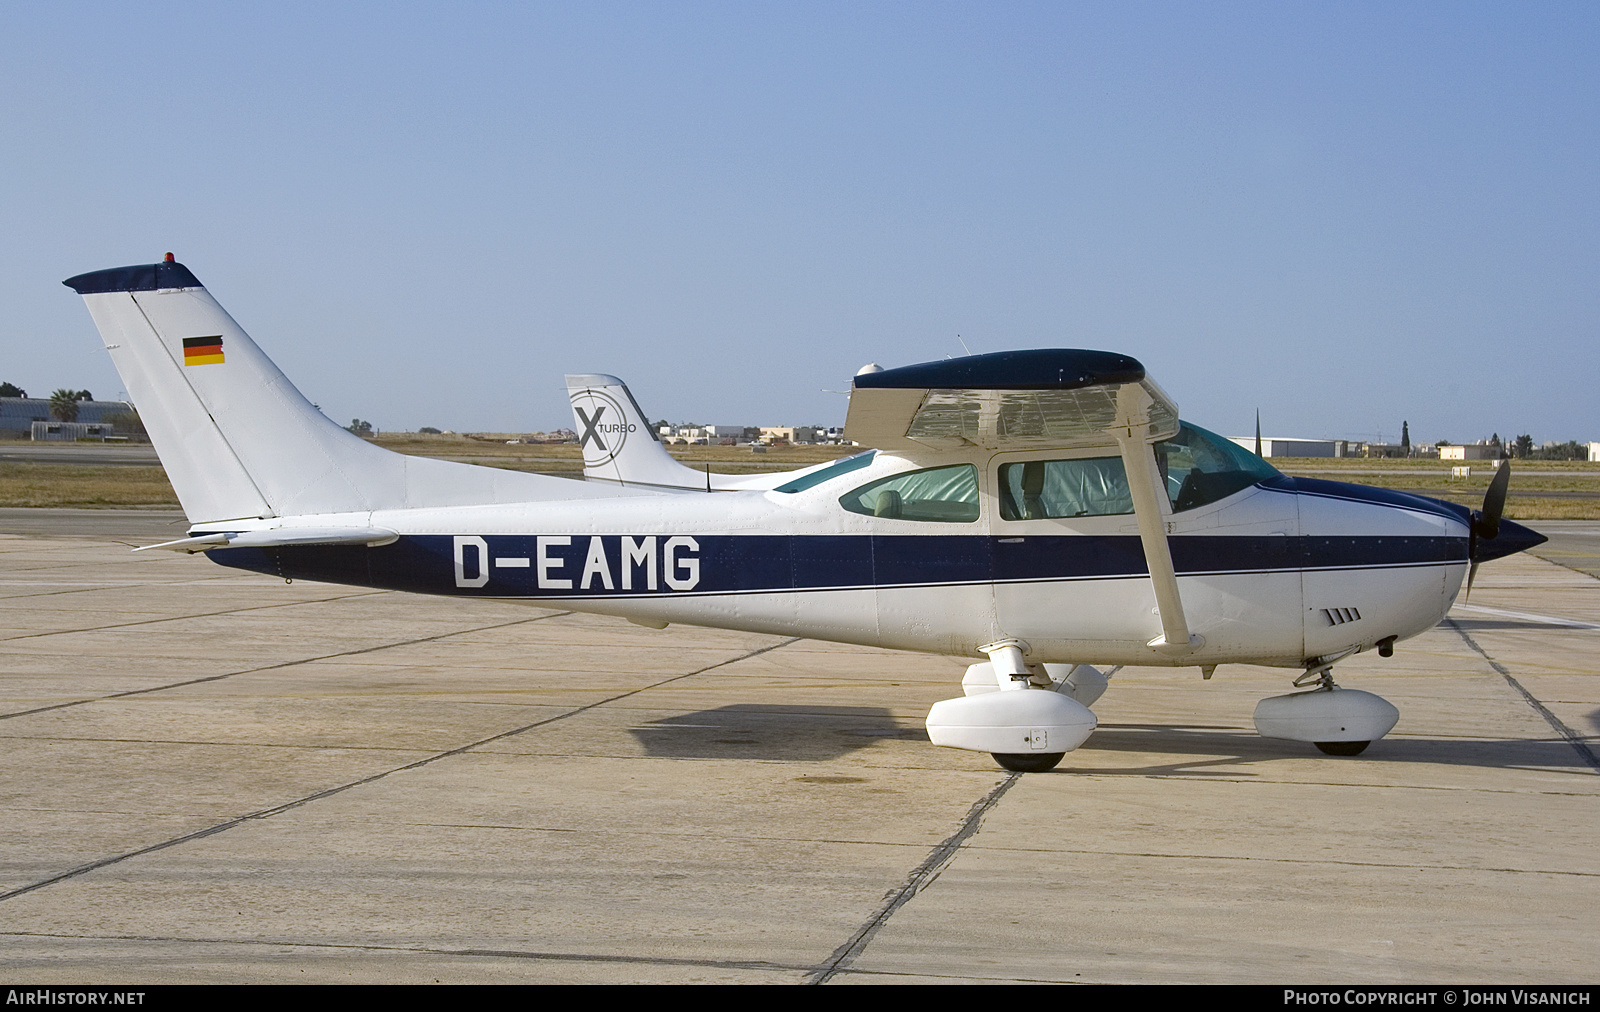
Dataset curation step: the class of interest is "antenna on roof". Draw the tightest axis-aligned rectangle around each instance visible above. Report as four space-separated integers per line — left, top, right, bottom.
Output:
1255 410 1262 458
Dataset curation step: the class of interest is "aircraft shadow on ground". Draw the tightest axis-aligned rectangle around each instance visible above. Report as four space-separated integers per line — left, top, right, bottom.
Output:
626 707 1597 775
628 703 922 761
1068 722 1599 777
1446 618 1597 632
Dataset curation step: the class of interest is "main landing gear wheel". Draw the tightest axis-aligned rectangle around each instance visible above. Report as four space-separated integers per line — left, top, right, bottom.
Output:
1315 740 1370 756
992 752 1066 773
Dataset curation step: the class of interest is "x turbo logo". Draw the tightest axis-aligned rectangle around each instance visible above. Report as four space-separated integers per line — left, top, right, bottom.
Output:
569 389 629 467
575 405 608 452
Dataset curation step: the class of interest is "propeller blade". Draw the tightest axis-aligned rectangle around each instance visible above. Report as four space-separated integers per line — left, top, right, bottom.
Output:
1469 461 1512 565
1466 461 1512 596
1480 461 1510 540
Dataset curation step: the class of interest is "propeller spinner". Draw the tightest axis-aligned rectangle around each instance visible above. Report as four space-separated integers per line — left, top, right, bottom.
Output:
1464 461 1545 599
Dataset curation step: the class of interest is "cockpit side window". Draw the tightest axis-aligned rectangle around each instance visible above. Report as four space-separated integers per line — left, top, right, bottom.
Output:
1156 422 1281 512
998 457 1132 520
840 464 980 523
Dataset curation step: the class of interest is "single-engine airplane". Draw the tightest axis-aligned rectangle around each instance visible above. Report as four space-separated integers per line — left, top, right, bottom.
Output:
65 258 1546 772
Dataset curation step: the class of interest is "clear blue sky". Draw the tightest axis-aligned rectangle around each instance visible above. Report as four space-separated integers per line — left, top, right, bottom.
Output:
3 2 1595 444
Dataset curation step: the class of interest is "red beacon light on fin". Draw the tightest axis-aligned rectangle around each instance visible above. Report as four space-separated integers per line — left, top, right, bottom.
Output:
163 252 175 262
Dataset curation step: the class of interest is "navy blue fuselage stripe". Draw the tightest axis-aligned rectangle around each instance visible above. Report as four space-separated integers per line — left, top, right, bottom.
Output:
208 533 1469 599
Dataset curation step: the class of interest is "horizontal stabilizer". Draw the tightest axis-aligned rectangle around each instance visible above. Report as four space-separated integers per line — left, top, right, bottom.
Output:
135 527 401 554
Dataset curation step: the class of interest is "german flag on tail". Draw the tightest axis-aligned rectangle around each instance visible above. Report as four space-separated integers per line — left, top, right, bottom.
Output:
183 336 224 366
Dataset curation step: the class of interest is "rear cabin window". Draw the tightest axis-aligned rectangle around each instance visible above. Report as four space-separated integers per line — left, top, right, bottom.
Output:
999 457 1132 520
773 450 876 493
840 464 980 523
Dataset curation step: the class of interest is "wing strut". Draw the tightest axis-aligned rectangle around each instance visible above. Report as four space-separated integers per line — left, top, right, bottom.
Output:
1115 385 1203 655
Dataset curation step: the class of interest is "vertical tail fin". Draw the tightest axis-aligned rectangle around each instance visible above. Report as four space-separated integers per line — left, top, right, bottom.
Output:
564 373 855 492
66 261 626 523
566 374 710 489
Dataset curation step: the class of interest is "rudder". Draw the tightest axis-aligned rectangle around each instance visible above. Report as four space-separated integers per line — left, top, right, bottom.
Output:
566 373 708 489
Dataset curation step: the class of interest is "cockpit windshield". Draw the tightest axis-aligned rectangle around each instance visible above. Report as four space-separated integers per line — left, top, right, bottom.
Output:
1157 422 1280 512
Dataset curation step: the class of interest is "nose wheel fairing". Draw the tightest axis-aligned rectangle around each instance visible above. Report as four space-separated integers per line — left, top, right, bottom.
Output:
1254 661 1400 754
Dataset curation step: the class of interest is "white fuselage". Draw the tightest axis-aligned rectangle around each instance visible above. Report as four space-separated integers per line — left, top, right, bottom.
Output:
202 450 1469 669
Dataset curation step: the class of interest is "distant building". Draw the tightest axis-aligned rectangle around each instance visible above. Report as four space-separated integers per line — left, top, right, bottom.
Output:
1589 442 1600 463
759 426 805 444
665 424 746 445
658 423 843 446
1227 436 1349 458
1362 443 1407 459
2 397 134 435
1439 444 1500 461
660 424 748 444
31 421 119 441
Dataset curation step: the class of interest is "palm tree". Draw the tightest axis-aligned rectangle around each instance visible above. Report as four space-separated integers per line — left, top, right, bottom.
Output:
48 389 81 422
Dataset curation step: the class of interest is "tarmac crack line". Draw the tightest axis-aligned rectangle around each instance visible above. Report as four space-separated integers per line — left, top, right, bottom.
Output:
0 569 303 602
0 931 812 975
147 821 1586 877
944 843 1600 877
0 636 800 906
0 589 394 642
1446 617 1600 773
805 772 1020 985
0 612 574 721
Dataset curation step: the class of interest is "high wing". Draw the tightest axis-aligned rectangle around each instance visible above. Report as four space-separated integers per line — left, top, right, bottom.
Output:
848 350 1199 652
844 350 1179 453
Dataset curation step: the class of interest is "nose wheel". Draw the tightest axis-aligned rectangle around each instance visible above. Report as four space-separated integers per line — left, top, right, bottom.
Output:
1315 740 1370 756
992 752 1067 773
